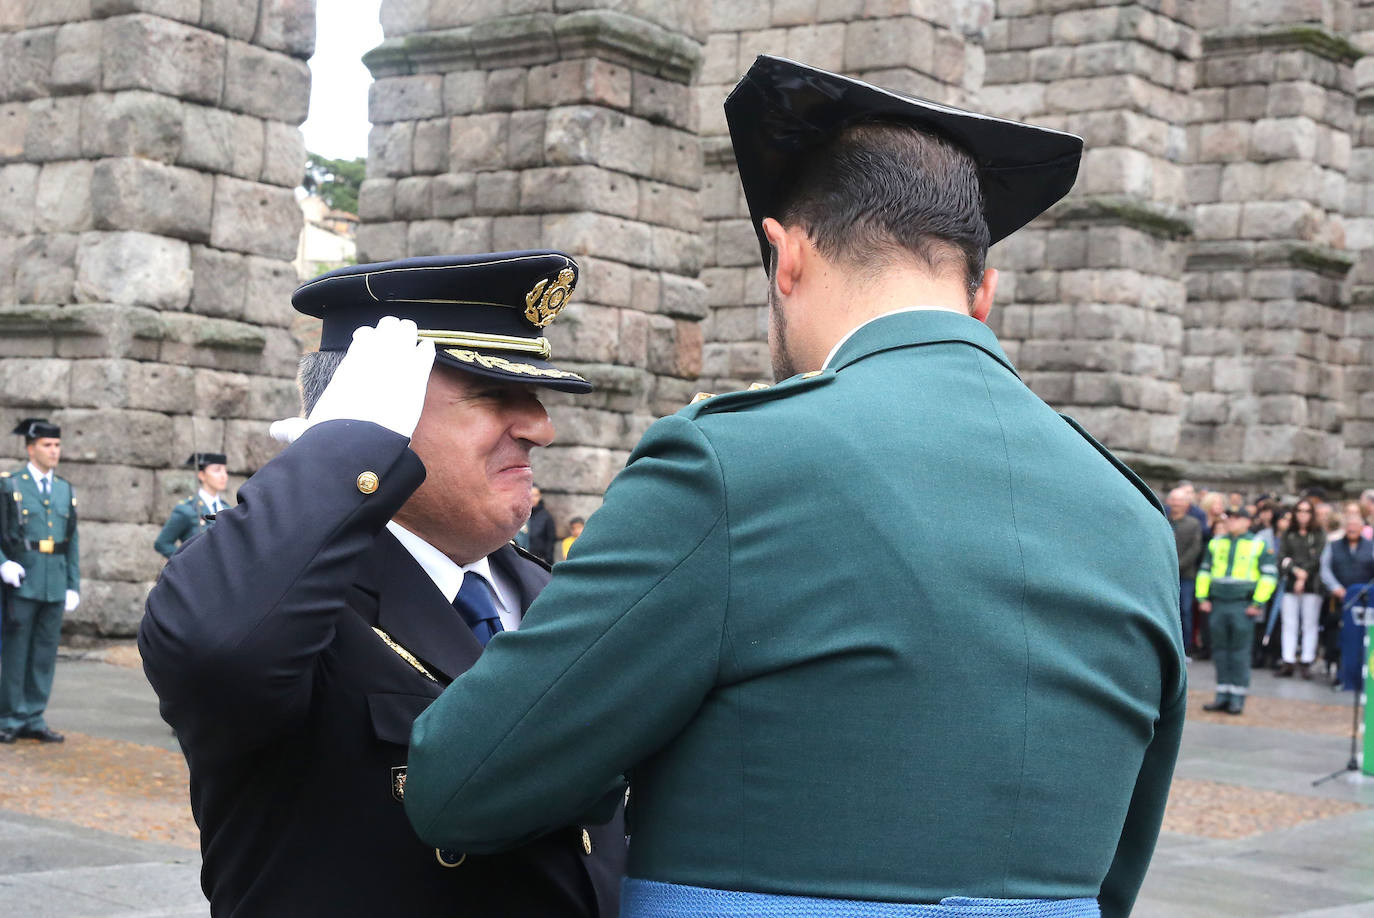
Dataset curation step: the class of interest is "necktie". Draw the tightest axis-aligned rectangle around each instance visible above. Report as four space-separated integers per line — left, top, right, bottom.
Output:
453 573 504 647
40 477 49 496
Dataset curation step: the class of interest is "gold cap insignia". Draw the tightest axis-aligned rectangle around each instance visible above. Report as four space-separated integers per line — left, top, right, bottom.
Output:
391 765 407 802
524 267 576 328
580 828 593 855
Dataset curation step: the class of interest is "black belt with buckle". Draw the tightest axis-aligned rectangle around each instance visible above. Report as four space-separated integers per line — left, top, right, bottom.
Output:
23 539 68 555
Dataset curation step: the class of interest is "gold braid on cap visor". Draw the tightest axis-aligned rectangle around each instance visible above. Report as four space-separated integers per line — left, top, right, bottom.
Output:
416 329 552 359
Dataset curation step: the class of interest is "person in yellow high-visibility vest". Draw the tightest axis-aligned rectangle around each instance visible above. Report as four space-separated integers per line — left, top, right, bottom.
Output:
1197 506 1277 714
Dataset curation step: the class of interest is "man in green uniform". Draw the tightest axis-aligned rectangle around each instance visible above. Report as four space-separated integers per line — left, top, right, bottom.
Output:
1197 507 1277 714
0 418 80 744
403 57 1185 918
154 452 229 558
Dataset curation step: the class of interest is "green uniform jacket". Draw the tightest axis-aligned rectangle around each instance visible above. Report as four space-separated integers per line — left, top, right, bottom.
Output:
0 466 79 603
406 311 1187 916
153 494 217 558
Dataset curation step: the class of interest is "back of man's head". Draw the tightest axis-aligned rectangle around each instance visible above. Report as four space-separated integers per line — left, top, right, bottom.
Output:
777 122 989 304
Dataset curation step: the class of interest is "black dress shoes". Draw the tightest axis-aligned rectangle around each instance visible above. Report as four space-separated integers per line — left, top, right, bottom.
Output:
16 726 64 743
0 728 15 744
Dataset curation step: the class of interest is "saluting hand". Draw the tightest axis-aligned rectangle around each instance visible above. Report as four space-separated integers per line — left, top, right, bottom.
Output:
270 317 437 445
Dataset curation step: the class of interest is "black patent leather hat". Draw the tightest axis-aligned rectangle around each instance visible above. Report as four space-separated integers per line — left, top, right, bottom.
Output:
725 55 1084 269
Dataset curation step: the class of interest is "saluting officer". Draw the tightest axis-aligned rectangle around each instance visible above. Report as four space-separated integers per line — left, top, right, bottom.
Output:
0 418 80 744
154 453 229 558
139 253 626 917
403 57 1185 918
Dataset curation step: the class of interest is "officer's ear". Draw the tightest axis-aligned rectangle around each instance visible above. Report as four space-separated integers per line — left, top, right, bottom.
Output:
970 268 997 324
762 218 803 297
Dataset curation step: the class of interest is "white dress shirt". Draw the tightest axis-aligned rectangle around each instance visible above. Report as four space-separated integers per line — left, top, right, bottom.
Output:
27 463 53 494
199 490 224 514
385 521 523 632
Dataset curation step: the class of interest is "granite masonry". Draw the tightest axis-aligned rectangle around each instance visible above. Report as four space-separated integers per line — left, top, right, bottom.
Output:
0 1 313 635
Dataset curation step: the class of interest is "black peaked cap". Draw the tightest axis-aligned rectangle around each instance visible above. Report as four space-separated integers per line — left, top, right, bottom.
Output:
187 453 228 469
12 417 59 439
293 251 592 394
725 55 1085 270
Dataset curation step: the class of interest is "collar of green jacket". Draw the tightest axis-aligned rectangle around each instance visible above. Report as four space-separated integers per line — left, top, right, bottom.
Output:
828 310 1018 378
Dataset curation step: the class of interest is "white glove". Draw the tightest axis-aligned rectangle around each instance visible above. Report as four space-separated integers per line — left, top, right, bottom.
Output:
0 560 24 588
65 589 79 612
269 317 435 444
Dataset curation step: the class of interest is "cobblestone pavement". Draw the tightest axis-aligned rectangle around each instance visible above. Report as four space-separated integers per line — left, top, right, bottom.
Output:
0 646 1370 916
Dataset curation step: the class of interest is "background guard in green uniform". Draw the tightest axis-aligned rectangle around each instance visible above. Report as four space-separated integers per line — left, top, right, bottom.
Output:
154 452 229 559
0 418 79 744
1196 507 1277 714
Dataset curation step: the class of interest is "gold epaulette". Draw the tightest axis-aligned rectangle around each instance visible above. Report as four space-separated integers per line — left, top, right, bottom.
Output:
689 392 715 404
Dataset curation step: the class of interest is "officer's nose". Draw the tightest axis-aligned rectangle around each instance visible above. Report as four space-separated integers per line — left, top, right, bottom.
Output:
509 393 554 449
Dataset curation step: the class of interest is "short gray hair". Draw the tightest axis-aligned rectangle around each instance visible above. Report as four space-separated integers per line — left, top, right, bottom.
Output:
297 349 347 415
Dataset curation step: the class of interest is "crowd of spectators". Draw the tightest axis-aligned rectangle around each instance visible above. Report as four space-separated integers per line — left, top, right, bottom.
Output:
1167 481 1374 688
514 484 582 564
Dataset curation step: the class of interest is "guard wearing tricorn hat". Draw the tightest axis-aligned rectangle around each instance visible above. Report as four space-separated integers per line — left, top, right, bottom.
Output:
401 57 1185 918
153 452 231 559
0 417 79 744
140 251 625 916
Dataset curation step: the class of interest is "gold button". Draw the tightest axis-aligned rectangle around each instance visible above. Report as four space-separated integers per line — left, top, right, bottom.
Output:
435 848 466 868
580 828 592 855
356 471 379 494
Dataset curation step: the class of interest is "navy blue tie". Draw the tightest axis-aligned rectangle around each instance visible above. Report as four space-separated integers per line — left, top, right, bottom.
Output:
453 573 504 647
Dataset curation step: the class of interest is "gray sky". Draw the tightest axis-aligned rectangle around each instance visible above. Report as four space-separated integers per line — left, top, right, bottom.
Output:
301 0 384 161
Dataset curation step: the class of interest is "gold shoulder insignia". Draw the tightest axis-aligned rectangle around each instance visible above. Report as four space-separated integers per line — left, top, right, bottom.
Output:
801 370 823 378
690 392 715 405
748 382 770 391
0 472 8 478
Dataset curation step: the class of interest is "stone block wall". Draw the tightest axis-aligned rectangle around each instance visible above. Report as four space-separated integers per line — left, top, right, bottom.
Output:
982 1 1198 470
364 0 706 527
0 1 313 635
1179 0 1359 491
694 0 995 394
1346 0 1374 482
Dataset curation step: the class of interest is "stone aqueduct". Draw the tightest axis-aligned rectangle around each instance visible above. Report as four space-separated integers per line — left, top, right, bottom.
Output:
0 0 1372 635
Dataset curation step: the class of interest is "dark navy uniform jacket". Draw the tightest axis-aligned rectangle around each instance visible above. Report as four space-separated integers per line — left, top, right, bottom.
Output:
139 420 625 917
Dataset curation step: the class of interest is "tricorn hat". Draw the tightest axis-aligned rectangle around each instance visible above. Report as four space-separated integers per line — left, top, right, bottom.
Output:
186 453 228 469
12 418 59 440
725 55 1085 270
293 251 591 393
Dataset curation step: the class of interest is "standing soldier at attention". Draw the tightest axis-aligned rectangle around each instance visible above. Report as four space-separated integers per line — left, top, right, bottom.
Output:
1196 506 1277 715
0 418 79 744
154 453 229 558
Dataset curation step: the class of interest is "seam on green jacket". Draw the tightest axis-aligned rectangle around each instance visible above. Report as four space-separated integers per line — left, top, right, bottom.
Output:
977 350 1032 896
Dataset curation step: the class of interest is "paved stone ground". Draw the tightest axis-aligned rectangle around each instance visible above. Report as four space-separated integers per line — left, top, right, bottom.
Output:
0 647 1370 916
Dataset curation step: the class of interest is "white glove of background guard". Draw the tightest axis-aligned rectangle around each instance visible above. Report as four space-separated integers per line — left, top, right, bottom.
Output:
0 560 24 588
270 317 436 445
65 589 79 613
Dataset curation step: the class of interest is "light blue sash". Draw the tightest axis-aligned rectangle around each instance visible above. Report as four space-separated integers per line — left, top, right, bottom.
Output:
622 879 1100 918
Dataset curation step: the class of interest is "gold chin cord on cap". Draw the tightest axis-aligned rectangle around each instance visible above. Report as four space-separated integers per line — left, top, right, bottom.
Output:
416 329 552 360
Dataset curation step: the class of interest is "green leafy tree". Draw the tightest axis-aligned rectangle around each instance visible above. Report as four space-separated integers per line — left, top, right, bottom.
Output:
303 153 366 215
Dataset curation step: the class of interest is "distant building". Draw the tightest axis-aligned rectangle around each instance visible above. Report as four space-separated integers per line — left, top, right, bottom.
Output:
295 194 358 281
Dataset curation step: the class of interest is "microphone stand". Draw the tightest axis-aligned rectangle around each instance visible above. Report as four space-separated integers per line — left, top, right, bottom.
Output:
1312 582 1370 786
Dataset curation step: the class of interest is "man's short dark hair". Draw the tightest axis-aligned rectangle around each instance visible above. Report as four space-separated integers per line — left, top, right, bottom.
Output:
777 121 989 303
298 349 346 416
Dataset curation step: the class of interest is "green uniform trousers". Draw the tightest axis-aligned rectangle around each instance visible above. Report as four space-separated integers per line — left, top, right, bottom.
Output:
0 595 63 731
1208 598 1256 697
